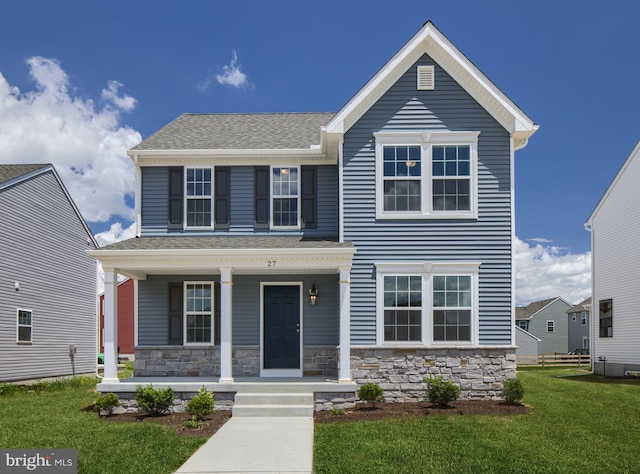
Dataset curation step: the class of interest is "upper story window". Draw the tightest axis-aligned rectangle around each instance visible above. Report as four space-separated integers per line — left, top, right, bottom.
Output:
17 309 32 343
186 168 212 229
272 167 299 228
581 311 588 326
375 130 479 219
599 299 612 337
547 320 555 332
517 320 529 331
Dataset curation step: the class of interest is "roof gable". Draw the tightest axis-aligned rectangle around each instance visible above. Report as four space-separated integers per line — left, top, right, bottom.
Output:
325 21 537 149
516 296 572 320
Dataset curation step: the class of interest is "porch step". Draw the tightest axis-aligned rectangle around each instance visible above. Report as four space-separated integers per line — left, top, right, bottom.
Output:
232 392 314 417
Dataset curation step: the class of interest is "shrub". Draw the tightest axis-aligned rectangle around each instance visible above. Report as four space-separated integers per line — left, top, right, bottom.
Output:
502 377 525 405
358 383 385 406
94 392 121 416
134 384 175 416
185 386 214 421
424 376 461 408
331 407 345 416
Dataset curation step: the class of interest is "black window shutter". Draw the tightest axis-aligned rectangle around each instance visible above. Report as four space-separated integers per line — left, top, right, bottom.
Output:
301 166 317 229
254 166 270 229
168 283 183 345
168 167 183 230
214 167 230 229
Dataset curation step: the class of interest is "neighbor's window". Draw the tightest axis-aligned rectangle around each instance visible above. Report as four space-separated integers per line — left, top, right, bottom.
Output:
581 311 588 326
432 145 471 212
382 145 422 212
17 309 32 343
433 275 472 342
186 168 212 228
547 320 555 332
517 320 529 331
383 275 422 342
185 283 213 344
599 299 612 338
272 167 299 227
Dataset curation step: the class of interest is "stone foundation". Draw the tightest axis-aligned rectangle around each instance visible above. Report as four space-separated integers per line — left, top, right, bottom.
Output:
134 345 338 378
351 347 516 402
110 391 235 414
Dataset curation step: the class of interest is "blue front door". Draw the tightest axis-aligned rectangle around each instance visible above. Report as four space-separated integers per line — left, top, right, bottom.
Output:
264 285 300 370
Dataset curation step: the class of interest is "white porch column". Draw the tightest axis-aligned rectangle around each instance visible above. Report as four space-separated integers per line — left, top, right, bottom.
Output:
219 268 233 383
102 269 119 383
338 267 352 383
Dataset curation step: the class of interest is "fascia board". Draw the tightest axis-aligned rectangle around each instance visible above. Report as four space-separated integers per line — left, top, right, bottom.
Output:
586 138 640 226
89 247 356 259
326 22 536 146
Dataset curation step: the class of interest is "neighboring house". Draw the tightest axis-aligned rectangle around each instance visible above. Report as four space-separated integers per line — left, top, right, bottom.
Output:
586 139 640 376
515 297 572 355
567 297 591 354
99 278 135 358
514 326 541 361
91 21 537 403
0 164 98 382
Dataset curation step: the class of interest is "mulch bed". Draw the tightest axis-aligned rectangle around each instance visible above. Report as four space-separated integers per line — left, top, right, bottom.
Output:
314 400 530 424
94 400 529 437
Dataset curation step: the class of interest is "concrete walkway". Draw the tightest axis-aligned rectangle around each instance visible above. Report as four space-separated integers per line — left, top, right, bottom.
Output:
175 416 314 473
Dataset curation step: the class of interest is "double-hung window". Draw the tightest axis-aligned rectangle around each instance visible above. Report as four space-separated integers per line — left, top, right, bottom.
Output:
599 299 612 338
17 309 32 343
581 311 588 326
375 130 478 219
185 283 213 344
272 167 299 228
547 320 555 332
185 168 212 229
376 262 479 345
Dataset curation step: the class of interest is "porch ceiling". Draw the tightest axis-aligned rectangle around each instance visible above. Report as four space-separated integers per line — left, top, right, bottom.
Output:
88 236 355 280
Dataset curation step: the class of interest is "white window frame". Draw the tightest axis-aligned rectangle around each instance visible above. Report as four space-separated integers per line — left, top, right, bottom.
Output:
581 311 587 326
547 320 555 332
375 261 480 347
271 166 300 230
374 130 479 220
517 320 528 331
17 308 32 344
184 167 213 230
183 281 214 346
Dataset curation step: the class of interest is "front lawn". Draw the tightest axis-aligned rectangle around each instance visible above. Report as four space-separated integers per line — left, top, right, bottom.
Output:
314 368 640 473
0 377 205 474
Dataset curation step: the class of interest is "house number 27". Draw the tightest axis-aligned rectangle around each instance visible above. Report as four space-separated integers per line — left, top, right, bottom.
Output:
267 260 277 267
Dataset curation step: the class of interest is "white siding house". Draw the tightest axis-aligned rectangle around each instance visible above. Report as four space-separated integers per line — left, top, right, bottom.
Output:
586 139 640 376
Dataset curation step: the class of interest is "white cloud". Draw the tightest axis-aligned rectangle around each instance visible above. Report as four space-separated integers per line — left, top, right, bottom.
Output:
514 236 591 306
94 221 137 248
0 56 141 224
214 50 252 89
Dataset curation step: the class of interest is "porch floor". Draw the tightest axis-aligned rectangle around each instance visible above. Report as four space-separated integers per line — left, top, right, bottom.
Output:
96 376 357 394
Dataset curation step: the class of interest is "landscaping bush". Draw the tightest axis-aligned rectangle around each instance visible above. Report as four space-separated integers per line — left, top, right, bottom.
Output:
185 386 214 421
424 376 461 408
358 383 385 406
134 384 175 416
94 392 121 416
502 377 525 405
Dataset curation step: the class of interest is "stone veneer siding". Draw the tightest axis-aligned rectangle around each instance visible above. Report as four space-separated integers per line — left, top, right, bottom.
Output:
350 347 516 402
134 346 338 377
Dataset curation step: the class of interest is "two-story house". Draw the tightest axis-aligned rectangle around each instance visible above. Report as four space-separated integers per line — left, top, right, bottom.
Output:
92 21 537 407
0 164 98 382
567 297 590 354
515 297 572 355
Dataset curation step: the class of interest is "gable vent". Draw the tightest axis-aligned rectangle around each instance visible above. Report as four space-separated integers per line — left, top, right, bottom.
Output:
417 65 435 90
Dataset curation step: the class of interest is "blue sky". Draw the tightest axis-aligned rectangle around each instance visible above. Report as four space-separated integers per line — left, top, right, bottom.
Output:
1 0 638 303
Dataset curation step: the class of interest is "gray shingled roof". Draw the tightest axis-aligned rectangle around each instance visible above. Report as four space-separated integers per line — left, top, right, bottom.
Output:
567 297 592 314
0 164 50 186
97 236 353 251
515 297 558 320
131 113 335 151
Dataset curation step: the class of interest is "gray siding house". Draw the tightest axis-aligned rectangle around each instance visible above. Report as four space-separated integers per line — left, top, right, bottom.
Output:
92 22 537 403
516 297 572 355
567 297 590 354
0 164 98 382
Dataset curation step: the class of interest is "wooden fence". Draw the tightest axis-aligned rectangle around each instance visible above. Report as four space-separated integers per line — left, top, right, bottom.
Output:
517 354 591 368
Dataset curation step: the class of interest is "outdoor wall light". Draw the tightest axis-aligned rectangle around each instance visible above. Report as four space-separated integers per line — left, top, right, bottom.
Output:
308 284 319 306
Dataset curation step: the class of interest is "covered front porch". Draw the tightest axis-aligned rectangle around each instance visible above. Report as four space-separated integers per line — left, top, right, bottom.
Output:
89 236 356 390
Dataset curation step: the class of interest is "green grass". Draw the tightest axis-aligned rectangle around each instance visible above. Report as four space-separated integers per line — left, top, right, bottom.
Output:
314 368 640 473
0 375 205 474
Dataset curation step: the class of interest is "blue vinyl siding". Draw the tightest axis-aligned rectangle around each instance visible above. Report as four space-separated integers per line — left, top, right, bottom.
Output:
138 274 338 346
344 54 512 346
141 165 337 237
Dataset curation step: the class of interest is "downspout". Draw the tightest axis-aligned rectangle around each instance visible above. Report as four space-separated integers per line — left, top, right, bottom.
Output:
584 222 595 374
510 136 517 349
